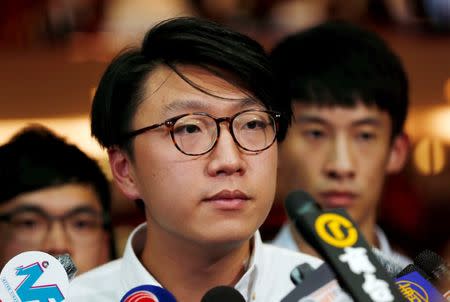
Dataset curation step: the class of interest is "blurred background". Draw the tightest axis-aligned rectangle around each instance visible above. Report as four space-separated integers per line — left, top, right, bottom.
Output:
0 0 449 260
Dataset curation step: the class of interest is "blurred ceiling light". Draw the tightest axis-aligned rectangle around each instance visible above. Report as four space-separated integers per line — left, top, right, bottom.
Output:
408 105 450 143
413 137 446 175
426 107 450 142
101 0 194 33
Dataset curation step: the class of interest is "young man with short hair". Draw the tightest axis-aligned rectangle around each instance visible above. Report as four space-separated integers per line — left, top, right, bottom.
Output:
68 17 321 302
270 21 410 265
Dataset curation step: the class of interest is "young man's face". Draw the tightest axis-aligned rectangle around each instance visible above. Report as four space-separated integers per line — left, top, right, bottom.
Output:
0 183 110 274
277 102 408 229
110 65 278 247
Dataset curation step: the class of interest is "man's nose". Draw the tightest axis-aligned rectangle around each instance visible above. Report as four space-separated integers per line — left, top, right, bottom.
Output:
324 136 355 180
42 220 71 256
206 124 247 177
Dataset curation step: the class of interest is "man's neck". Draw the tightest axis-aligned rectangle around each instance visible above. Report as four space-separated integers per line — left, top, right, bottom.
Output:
140 228 251 302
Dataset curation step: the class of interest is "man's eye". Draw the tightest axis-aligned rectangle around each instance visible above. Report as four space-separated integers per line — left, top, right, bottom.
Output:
174 124 203 135
71 219 98 230
243 120 267 130
13 218 42 230
304 129 324 139
357 132 376 141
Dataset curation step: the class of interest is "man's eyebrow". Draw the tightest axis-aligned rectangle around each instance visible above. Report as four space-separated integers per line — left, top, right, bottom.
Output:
351 117 383 127
0 205 45 216
161 97 262 115
295 115 383 127
65 206 102 216
161 100 210 115
0 205 101 217
295 115 328 124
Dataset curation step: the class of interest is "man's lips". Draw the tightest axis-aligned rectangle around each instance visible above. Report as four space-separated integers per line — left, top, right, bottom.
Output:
203 190 250 209
204 190 249 201
319 191 356 208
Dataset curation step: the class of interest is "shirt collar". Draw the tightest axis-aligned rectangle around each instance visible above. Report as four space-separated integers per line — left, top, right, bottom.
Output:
235 231 263 301
119 223 263 300
119 223 161 295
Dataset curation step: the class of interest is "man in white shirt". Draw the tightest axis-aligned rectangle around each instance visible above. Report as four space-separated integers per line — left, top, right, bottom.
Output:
68 17 320 302
269 21 411 266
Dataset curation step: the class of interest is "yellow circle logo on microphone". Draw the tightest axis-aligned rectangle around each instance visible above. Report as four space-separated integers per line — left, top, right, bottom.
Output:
315 213 358 248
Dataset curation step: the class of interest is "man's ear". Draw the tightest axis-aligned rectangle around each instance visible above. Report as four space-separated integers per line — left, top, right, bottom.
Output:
108 147 141 200
386 133 410 174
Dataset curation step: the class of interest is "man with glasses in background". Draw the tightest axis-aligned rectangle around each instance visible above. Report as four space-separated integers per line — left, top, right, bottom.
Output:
0 125 115 274
67 17 321 302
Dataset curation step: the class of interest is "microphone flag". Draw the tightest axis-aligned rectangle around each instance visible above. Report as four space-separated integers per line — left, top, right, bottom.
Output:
0 251 70 302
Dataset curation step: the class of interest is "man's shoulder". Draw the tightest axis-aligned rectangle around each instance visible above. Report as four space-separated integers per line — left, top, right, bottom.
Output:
251 243 322 300
67 258 123 300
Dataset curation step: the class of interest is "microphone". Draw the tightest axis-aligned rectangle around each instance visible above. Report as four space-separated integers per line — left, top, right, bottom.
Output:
282 262 353 302
0 251 72 302
413 250 450 300
414 250 450 284
337 249 449 301
54 254 78 281
283 249 406 301
395 264 447 302
200 286 245 302
285 190 407 302
290 263 314 285
283 248 447 302
120 285 177 302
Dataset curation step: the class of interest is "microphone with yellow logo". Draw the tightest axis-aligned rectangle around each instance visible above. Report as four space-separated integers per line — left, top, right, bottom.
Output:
285 190 407 302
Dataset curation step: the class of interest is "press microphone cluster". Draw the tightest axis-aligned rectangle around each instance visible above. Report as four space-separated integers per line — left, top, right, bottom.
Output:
395 264 446 302
379 248 448 302
282 189 450 302
283 251 449 302
414 249 450 298
284 190 407 302
119 285 245 302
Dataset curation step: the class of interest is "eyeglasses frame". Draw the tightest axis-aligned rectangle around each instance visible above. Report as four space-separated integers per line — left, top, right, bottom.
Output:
122 109 281 156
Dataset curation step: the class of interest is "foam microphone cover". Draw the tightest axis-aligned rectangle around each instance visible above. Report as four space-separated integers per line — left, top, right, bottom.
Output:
201 286 245 302
55 254 78 281
414 249 450 282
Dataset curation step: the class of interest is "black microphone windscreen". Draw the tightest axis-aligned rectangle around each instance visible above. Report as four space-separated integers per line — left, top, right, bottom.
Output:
201 286 245 302
284 190 319 221
414 249 450 281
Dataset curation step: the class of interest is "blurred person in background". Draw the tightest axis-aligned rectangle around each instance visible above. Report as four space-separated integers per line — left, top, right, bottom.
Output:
0 0 105 48
0 124 115 274
270 21 411 265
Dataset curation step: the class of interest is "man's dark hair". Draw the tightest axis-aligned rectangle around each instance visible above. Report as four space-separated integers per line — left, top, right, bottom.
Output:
270 21 409 138
91 16 291 153
0 124 116 259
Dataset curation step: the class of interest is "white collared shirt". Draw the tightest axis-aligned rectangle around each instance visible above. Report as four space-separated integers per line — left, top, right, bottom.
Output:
272 223 412 268
67 223 321 301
